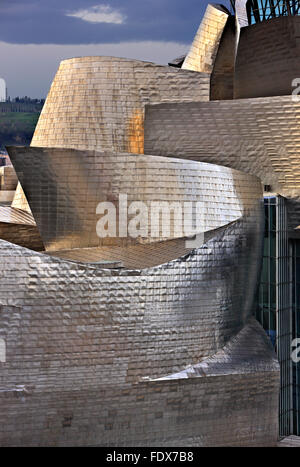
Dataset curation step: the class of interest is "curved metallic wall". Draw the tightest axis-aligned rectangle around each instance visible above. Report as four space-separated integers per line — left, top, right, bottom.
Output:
182 4 229 73
210 15 237 100
11 183 32 213
0 206 43 251
234 0 249 27
8 145 261 251
234 16 300 98
0 166 18 191
0 203 263 383
144 96 300 231
31 57 209 154
0 193 275 446
0 5 281 446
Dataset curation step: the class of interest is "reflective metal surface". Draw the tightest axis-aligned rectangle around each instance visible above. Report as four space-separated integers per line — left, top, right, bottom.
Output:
44 221 249 270
144 96 300 232
0 166 18 191
0 206 34 225
0 199 277 445
0 205 43 251
234 15 300 98
0 3 282 446
210 14 238 100
0 162 42 250
11 182 32 213
7 145 261 252
182 4 229 73
233 0 249 27
31 57 209 154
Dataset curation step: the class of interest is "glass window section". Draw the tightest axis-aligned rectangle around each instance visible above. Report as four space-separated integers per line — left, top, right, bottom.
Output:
258 196 294 436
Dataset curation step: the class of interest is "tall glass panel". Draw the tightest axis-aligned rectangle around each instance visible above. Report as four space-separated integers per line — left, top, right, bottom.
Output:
257 197 277 347
291 239 300 434
257 196 293 436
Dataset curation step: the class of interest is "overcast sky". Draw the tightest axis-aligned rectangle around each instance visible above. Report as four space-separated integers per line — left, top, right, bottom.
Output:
0 0 232 98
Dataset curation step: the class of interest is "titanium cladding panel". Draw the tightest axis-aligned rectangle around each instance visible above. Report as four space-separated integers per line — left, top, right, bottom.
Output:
182 4 229 73
31 57 210 154
0 195 278 446
11 183 32 213
144 96 300 230
8 145 262 251
0 5 282 444
234 16 300 98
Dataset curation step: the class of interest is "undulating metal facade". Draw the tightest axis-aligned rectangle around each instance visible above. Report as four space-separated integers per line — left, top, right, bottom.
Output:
2 2 298 446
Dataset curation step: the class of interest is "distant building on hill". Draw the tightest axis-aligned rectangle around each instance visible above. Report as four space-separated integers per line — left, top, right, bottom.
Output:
0 78 6 102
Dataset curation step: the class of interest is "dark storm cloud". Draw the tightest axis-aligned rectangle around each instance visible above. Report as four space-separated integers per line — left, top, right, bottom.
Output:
0 0 233 45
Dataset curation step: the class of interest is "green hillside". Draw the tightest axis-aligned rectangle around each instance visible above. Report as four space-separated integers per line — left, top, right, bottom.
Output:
0 112 40 150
